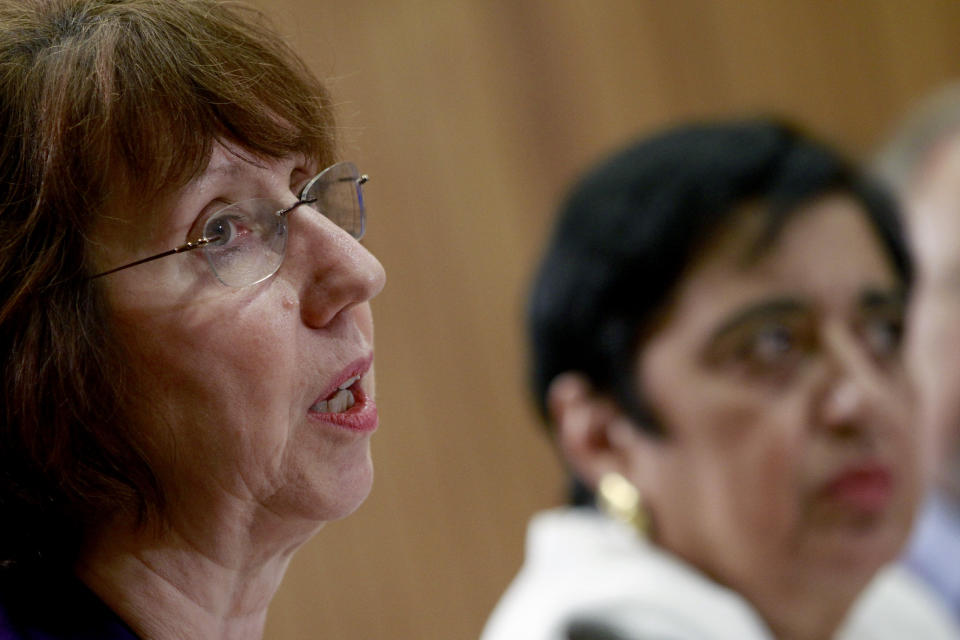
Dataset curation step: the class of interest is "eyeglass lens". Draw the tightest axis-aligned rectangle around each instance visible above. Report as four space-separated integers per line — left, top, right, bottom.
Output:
300 161 366 240
201 162 365 287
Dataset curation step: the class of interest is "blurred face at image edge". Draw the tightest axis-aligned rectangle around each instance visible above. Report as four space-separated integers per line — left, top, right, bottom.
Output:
629 195 917 601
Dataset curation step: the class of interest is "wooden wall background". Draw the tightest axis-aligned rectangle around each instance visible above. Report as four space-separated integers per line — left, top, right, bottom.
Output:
241 2 960 638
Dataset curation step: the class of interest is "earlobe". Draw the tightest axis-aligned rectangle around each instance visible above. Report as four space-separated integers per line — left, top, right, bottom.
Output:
548 373 638 491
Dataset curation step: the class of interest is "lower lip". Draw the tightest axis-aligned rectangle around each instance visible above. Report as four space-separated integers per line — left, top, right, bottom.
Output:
821 469 894 513
308 395 378 433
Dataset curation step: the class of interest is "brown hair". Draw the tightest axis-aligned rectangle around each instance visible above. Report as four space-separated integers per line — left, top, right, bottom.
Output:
0 0 337 569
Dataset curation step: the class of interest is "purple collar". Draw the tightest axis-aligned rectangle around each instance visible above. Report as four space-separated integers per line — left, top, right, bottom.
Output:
0 569 139 640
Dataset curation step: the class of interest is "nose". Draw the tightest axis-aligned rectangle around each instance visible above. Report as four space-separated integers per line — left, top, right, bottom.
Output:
282 205 386 329
816 324 901 439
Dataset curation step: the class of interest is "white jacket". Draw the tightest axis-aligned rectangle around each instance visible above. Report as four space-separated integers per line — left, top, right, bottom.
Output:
481 508 960 640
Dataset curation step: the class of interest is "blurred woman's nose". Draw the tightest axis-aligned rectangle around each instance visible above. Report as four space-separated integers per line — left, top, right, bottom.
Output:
820 377 868 437
285 209 386 329
816 324 890 436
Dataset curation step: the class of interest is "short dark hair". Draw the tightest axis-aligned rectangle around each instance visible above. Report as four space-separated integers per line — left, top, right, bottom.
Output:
529 119 910 444
0 0 337 571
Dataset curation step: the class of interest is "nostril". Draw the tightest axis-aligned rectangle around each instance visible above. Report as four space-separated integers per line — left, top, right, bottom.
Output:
831 421 864 441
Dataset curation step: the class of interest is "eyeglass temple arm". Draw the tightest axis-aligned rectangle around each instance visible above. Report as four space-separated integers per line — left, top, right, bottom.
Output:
90 237 214 279
92 174 368 279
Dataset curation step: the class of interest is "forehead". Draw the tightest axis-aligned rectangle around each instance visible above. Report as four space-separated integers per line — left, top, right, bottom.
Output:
660 195 898 330
191 142 300 185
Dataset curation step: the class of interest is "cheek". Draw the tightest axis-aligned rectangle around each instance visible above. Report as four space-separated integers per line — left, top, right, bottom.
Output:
694 405 808 592
648 378 806 550
111 300 300 477
696 397 804 534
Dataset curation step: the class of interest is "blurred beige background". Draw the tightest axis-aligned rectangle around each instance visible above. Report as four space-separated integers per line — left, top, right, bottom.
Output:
244 1 960 638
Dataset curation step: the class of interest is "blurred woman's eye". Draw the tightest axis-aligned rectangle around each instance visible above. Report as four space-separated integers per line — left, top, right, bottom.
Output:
706 313 812 382
739 323 800 366
862 315 904 359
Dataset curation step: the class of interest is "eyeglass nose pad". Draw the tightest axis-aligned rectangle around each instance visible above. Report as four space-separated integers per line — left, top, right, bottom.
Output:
278 199 311 218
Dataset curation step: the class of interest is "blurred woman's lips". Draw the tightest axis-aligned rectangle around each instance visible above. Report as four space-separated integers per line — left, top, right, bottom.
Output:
308 354 378 433
818 462 894 514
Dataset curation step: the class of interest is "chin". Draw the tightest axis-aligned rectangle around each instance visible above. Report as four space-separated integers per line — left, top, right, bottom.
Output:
265 442 375 525
807 517 907 587
323 457 375 522
310 452 375 522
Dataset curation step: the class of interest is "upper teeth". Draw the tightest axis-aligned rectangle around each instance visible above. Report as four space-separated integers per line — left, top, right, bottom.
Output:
339 375 360 390
313 389 356 413
310 375 362 413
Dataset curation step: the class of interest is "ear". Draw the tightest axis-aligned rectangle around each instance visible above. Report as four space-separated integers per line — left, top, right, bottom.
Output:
548 373 649 493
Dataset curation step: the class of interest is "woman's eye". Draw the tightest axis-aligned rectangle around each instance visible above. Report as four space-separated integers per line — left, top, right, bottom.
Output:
204 214 250 247
741 324 798 365
863 317 903 358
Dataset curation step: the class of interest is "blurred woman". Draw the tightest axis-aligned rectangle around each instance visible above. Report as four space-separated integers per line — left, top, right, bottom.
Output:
482 120 959 640
0 1 384 638
875 84 960 624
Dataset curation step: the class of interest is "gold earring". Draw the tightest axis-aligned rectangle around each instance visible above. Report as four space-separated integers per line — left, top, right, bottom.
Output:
596 472 649 536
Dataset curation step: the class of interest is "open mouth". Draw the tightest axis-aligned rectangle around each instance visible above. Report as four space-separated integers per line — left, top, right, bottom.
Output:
310 375 361 413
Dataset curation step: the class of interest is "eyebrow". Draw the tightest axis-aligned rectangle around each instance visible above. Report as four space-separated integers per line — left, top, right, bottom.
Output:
858 287 906 312
186 149 273 194
707 286 906 346
707 297 807 345
192 161 254 191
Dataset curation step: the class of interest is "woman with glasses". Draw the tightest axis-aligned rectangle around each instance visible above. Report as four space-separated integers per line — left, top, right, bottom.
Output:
0 1 384 639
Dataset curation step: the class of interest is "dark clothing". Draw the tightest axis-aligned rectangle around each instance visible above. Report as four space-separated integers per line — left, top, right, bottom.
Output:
0 569 139 640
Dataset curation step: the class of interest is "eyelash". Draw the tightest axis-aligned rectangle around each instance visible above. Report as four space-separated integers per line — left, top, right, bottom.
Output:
188 168 312 240
735 323 807 371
